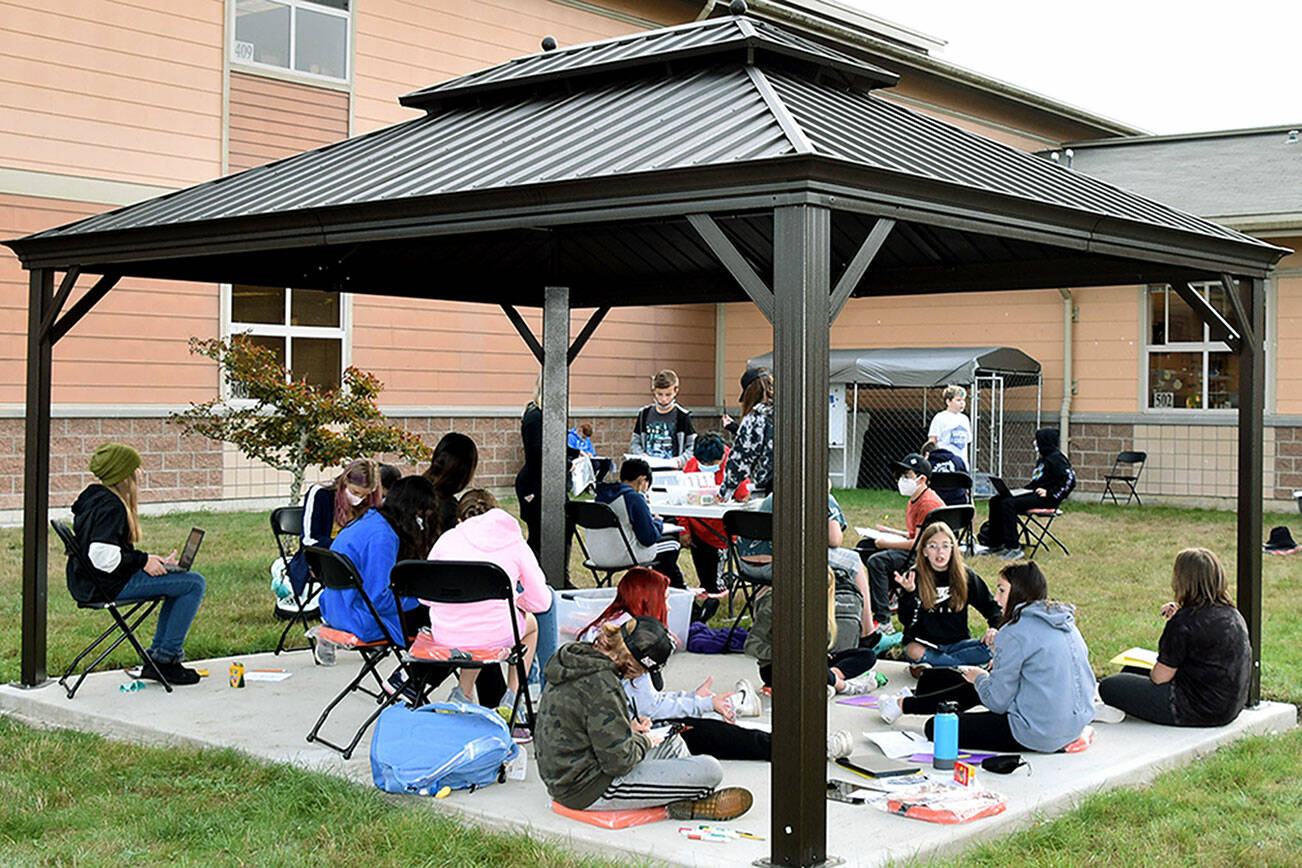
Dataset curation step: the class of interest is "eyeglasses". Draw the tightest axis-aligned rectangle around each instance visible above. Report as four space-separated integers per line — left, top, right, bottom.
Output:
924 542 953 552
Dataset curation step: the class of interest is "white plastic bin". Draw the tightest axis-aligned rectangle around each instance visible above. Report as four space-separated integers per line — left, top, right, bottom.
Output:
553 586 693 650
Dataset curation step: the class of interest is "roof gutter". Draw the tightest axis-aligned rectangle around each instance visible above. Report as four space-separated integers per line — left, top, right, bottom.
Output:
741 0 1145 137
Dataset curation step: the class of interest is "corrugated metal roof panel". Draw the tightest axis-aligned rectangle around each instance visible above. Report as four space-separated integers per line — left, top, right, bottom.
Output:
34 67 795 238
399 14 896 110
765 70 1254 244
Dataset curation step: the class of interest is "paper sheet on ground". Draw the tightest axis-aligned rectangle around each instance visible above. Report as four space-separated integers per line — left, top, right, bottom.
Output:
865 730 930 758
244 670 293 682
856 527 907 543
1109 647 1158 669
909 750 996 765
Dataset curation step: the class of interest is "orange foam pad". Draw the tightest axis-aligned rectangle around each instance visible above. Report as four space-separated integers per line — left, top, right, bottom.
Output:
317 625 388 647
1063 725 1095 753
551 801 668 829
407 634 509 663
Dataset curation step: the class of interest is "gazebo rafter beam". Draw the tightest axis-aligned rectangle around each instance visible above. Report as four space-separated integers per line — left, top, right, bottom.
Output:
567 307 609 364
829 217 893 325
687 212 774 322
501 303 544 363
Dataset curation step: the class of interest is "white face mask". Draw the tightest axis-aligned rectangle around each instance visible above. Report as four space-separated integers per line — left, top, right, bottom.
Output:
343 489 365 507
897 476 919 497
698 464 719 475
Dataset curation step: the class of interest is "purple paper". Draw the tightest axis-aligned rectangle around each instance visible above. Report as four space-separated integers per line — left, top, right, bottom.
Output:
909 750 996 764
834 695 879 708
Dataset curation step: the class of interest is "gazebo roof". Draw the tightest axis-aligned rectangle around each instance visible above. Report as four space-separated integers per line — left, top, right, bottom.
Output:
6 9 1289 305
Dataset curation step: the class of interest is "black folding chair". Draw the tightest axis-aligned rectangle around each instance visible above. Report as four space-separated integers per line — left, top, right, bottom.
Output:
721 510 773 650
270 506 321 655
391 559 536 736
303 546 408 759
51 520 172 698
567 500 657 587
1018 508 1070 559
1100 451 1147 506
929 470 973 507
920 503 977 555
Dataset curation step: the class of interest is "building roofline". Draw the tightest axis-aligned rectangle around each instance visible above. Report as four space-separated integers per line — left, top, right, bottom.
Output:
1062 122 1302 149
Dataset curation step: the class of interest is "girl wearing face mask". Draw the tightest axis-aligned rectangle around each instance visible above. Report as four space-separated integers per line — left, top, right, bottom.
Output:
286 458 382 599
894 522 1001 669
679 433 750 594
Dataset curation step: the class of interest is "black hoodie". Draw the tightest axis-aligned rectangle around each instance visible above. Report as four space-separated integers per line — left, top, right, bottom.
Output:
67 484 148 603
1028 428 1075 504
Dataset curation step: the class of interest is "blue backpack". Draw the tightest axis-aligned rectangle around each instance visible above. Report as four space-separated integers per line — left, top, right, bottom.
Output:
370 701 519 795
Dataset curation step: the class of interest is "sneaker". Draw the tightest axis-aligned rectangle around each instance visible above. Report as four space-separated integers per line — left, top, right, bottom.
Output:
666 786 754 821
827 684 836 700
873 631 903 655
139 657 201 686
999 547 1025 560
447 684 472 704
840 674 884 695
1093 688 1126 724
510 725 534 744
383 670 419 703
876 620 896 635
826 729 854 760
878 688 912 724
732 678 762 718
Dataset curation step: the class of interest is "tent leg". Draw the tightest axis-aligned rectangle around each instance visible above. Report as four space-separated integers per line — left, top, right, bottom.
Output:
767 204 831 867
21 269 53 688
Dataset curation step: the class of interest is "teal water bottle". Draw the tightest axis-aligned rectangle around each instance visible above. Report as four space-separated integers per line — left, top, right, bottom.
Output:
933 701 959 770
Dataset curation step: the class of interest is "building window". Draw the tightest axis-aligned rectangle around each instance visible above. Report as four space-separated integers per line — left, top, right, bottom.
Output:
228 285 346 392
1146 282 1238 410
232 0 349 82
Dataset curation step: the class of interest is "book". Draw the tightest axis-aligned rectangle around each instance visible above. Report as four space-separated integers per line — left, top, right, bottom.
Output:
1109 646 1158 670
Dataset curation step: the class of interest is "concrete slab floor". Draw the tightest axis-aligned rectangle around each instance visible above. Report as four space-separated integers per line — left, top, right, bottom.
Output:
1 649 1294 868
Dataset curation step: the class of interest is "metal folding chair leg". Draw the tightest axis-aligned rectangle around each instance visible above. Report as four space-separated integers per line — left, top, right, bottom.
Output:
1019 511 1069 559
274 585 322 656
59 598 172 699
305 646 402 759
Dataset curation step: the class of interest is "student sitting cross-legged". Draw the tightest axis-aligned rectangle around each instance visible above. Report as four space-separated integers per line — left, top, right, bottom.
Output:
536 616 754 819
592 458 686 588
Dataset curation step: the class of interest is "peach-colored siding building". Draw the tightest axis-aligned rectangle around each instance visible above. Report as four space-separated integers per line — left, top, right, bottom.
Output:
1 0 1291 510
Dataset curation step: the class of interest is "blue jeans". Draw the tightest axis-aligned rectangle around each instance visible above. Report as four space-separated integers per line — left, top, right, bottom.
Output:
115 569 206 663
533 595 558 689
919 638 991 668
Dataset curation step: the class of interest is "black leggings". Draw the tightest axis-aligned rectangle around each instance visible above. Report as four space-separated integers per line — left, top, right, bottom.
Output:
1098 673 1177 725
987 492 1056 548
758 647 877 688
662 716 771 761
924 711 1027 753
909 669 1028 752
687 541 723 593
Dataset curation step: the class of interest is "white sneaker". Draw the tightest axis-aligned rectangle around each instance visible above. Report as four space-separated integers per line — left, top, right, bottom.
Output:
878 688 913 725
732 678 763 718
840 673 884 695
1092 688 1126 724
826 729 854 760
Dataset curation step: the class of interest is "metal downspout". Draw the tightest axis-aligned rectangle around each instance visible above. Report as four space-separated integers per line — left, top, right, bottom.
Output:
1058 289 1073 452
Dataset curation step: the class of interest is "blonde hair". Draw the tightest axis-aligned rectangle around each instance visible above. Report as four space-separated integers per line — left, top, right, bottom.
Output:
107 474 142 544
914 523 967 611
593 621 643 679
826 568 837 651
652 370 679 390
1172 548 1233 609
942 385 967 402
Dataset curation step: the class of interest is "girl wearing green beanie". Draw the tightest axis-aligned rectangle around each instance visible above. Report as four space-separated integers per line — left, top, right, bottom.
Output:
67 443 206 686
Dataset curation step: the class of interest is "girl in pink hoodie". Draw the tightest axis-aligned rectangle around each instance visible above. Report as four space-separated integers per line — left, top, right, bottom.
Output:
426 489 553 709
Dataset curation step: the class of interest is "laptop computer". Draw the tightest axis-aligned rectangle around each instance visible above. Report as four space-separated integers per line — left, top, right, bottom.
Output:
988 476 1032 498
164 527 204 573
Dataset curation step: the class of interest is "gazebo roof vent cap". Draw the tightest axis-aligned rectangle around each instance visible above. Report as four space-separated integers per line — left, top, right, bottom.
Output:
730 0 748 15
541 35 557 52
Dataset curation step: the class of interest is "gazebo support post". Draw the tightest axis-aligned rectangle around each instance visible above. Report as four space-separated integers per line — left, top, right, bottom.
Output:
1235 276 1264 704
540 286 571 589
767 203 832 868
20 268 53 688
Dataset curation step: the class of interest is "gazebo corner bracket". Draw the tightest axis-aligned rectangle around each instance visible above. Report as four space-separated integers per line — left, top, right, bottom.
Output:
567 307 609 364
828 217 894 325
687 212 774 322
501 303 544 363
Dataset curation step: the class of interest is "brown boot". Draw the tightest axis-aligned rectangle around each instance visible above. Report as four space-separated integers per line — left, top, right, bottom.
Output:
667 786 754 821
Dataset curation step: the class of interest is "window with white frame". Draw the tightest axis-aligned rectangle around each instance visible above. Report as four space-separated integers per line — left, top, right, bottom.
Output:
1146 282 1238 411
232 0 350 82
228 285 346 392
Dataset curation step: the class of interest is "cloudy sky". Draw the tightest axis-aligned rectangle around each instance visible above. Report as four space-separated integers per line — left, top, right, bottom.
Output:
845 0 1302 135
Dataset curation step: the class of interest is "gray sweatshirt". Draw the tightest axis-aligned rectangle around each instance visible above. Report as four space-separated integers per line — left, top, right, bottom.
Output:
973 600 1095 752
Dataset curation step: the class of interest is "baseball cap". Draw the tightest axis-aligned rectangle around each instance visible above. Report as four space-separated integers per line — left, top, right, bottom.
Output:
739 365 769 400
894 453 931 477
620 615 673 690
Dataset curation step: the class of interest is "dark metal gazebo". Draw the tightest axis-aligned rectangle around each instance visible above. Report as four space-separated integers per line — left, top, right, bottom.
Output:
7 7 1287 866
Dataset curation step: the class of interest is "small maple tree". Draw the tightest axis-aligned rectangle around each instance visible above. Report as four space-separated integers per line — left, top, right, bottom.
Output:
169 335 431 503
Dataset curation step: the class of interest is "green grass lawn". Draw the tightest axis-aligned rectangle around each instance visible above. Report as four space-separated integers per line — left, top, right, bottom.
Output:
1 493 1298 865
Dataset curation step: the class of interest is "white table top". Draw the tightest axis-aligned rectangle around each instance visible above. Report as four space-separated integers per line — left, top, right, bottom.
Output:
649 498 762 520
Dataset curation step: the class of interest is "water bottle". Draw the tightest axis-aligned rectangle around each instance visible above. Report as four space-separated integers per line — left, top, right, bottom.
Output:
933 701 959 770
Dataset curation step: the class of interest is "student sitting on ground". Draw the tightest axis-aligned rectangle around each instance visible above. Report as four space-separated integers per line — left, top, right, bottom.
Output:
286 458 382 602
745 568 884 698
630 369 696 469
593 458 686 588
577 568 769 760
1098 548 1251 727
983 427 1075 559
319 476 439 643
879 561 1095 754
426 489 553 714
894 522 1001 669
863 453 945 632
536 616 754 818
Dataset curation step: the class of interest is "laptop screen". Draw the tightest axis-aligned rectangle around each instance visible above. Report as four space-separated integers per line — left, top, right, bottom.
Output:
177 528 204 570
